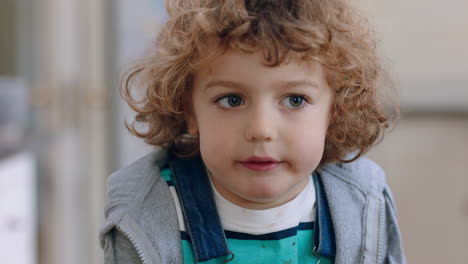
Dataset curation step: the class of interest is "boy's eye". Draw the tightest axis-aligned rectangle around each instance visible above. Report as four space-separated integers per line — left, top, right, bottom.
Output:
281 95 306 108
217 95 244 108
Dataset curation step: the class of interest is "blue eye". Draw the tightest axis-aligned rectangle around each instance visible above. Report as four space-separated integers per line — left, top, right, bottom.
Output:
217 95 244 108
282 95 306 108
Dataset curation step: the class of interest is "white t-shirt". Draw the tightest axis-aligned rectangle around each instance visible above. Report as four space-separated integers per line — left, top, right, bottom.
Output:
211 174 316 235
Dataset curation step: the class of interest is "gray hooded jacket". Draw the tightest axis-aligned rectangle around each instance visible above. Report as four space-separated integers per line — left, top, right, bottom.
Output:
99 150 406 264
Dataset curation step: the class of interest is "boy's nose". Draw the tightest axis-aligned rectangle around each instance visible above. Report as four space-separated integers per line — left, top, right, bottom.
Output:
244 107 277 142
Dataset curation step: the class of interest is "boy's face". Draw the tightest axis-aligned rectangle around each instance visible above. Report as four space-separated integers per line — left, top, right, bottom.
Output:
187 49 332 210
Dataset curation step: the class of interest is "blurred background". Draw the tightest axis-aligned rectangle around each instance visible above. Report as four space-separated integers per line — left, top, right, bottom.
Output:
0 0 466 263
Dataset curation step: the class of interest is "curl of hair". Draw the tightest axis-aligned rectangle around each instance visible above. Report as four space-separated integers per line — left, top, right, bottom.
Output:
122 0 399 165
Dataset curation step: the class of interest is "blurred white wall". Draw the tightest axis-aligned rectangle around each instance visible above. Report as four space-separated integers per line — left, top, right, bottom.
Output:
0 152 36 264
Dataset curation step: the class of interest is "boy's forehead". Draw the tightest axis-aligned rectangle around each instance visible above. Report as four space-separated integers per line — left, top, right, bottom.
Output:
197 48 316 75
196 36 298 66
193 48 328 92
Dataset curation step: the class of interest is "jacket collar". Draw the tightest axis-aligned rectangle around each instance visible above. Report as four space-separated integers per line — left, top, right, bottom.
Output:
169 153 336 262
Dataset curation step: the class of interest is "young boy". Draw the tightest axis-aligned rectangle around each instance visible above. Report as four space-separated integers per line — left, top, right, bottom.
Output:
100 0 406 263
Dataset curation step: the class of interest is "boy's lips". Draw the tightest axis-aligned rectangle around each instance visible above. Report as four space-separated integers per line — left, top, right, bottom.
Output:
240 156 282 171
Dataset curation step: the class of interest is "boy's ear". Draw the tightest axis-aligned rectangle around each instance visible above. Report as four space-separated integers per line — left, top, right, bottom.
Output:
183 93 199 135
185 111 199 135
182 88 198 135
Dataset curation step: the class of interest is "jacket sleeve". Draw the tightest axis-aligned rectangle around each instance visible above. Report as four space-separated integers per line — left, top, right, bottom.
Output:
382 185 407 264
101 227 143 264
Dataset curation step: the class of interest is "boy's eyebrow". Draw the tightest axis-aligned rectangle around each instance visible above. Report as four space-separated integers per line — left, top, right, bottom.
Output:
276 80 321 90
203 79 321 92
203 80 248 92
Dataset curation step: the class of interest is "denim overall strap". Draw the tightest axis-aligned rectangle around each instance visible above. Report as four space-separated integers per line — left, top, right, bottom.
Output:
169 154 230 262
313 172 337 259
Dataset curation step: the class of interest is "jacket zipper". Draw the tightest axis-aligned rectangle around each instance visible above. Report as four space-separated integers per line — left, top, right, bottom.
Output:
313 174 322 264
116 225 148 264
313 246 322 264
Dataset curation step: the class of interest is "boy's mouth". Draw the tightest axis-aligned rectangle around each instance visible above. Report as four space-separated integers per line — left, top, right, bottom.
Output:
241 156 281 171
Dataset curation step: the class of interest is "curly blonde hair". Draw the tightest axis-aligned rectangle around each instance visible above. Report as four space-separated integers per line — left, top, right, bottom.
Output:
122 0 398 165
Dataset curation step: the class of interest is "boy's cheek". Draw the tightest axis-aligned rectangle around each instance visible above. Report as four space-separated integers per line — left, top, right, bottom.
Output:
287 131 326 158
199 130 231 154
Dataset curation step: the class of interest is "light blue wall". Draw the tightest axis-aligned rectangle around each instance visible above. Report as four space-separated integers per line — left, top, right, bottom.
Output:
115 0 167 167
